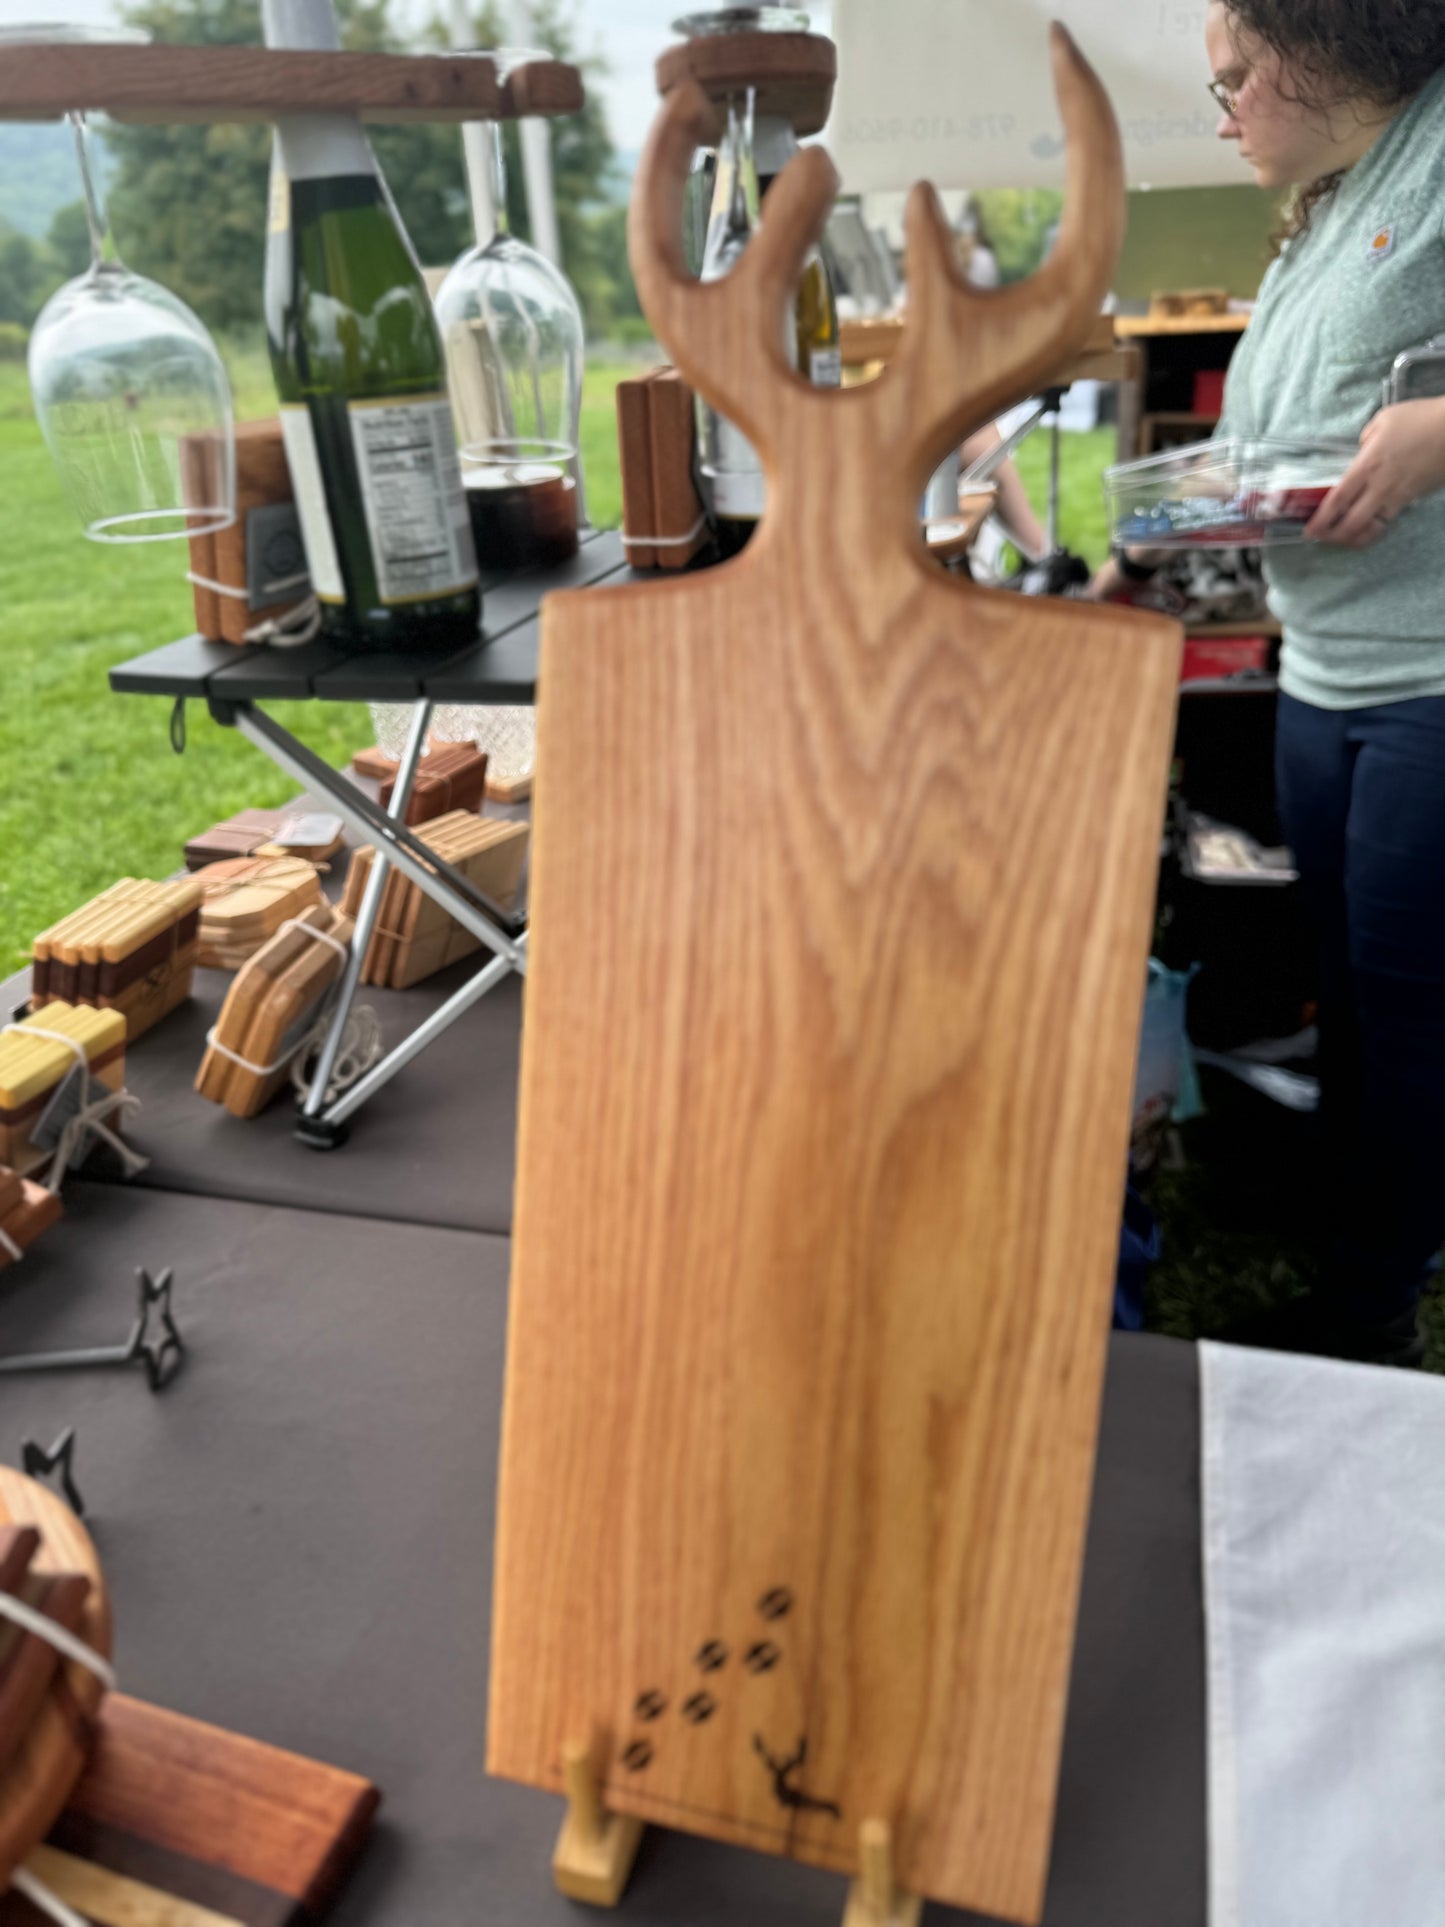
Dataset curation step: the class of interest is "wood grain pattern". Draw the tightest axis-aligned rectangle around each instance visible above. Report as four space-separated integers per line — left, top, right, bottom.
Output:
58 1695 379 1916
0 1472 111 1893
0 45 583 125
1112 311 1251 339
490 32 1180 1927
654 31 836 137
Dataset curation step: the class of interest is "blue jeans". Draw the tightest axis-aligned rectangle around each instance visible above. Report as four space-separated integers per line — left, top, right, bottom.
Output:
1276 691 1445 1320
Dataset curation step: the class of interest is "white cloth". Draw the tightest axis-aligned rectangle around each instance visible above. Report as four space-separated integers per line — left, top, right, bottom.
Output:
1201 1340 1445 1927
829 0 1242 193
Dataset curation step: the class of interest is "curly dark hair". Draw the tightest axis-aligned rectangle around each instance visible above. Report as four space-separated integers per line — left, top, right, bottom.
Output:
1222 0 1445 247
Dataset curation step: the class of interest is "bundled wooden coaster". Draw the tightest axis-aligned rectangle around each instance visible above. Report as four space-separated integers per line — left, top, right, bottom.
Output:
355 737 533 805
197 902 353 1118
194 856 325 972
617 364 709 570
378 741 490 827
184 807 286 870
350 743 402 782
340 812 528 990
0 1004 126 1180
0 1166 61 1271
187 807 344 870
31 879 202 1041
253 809 345 866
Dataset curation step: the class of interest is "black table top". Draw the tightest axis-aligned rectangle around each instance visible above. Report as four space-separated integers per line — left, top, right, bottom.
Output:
108 529 631 706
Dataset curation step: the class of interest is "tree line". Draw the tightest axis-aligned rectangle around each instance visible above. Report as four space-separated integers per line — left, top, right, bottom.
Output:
3 0 642 343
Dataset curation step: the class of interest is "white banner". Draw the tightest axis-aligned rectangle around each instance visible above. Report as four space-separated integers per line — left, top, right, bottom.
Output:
826 0 1244 194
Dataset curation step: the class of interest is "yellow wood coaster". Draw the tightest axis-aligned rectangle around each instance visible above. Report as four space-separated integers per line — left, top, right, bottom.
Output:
551 1742 645 1909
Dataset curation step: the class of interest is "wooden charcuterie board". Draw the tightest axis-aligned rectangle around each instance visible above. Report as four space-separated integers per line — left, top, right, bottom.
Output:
4 1696 380 1927
489 31 1181 1926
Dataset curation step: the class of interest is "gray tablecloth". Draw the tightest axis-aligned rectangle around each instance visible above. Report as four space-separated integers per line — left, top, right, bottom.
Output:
0 1177 1204 1925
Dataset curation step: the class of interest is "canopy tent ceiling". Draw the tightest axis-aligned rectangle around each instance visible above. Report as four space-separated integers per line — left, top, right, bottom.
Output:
826 0 1246 195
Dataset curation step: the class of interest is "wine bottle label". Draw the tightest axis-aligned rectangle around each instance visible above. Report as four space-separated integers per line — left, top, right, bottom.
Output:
274 114 376 184
809 346 843 389
348 396 479 605
279 406 344 603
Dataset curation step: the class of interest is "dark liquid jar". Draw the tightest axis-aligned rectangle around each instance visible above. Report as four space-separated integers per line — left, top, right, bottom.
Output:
465 460 580 572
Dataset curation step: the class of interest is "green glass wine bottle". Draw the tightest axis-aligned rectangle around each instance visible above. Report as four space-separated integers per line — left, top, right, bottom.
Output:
262 0 480 652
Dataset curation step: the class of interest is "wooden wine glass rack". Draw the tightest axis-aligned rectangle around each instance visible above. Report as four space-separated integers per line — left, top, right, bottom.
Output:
0 42 583 124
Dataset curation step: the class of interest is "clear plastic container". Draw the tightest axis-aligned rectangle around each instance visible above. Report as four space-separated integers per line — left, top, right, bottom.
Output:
1104 438 1357 549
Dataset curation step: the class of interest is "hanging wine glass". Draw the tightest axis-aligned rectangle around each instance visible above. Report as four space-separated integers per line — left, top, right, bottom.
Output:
14 25 235 543
371 48 583 791
433 47 585 574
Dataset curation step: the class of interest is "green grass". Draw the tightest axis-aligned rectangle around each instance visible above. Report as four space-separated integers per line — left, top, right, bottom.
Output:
0 339 1112 980
1013 426 1114 570
0 352 633 976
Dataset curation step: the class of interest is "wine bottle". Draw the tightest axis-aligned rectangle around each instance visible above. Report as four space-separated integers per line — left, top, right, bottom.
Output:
697 96 766 559
755 114 841 389
262 0 479 652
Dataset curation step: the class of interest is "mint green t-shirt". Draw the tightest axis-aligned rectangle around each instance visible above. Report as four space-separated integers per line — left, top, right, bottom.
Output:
1218 64 1445 709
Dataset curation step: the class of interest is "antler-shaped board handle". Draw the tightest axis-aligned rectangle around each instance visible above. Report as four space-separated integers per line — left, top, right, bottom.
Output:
628 23 1126 558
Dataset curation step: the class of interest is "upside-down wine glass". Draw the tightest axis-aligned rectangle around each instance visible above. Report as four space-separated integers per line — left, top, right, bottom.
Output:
16 25 235 543
373 47 584 789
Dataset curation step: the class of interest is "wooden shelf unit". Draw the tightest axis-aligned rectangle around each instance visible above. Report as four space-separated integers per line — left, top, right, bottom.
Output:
0 42 584 123
1139 409 1221 455
839 312 1141 392
1115 312 1251 464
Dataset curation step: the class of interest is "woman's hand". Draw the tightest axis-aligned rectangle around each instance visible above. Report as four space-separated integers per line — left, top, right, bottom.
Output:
1305 397 1445 548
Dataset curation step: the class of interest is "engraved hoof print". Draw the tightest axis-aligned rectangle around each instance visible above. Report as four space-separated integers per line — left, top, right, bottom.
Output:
634 1690 668 1722
744 1641 781 1675
621 1740 654 1772
682 1692 718 1725
757 1587 793 1622
694 1639 729 1674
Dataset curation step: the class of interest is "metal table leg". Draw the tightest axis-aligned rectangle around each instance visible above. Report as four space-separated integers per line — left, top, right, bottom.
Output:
207 695 529 1147
294 700 432 1145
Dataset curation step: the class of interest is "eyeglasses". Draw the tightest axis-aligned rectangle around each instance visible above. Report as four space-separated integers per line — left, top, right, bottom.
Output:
1208 76 1241 117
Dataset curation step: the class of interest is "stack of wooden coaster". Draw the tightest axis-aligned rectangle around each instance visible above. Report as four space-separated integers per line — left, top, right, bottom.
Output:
186 807 345 870
194 857 325 971
184 808 286 869
0 1003 127 1179
617 365 709 570
378 742 490 827
197 902 354 1118
31 879 202 1041
0 1163 62 1270
341 811 529 990
253 809 345 865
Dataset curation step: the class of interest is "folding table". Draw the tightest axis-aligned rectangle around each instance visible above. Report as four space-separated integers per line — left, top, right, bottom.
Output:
108 528 630 1146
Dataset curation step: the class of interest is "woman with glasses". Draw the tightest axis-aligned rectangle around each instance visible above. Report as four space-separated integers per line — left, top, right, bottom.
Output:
1181 2 1445 1365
